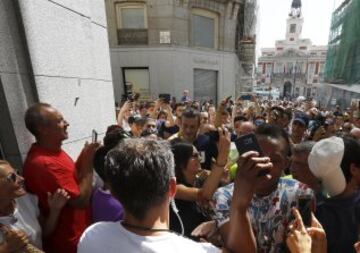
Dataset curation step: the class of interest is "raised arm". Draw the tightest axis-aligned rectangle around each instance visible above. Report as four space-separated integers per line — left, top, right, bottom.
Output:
117 101 131 127
219 152 273 253
42 189 70 237
69 142 99 208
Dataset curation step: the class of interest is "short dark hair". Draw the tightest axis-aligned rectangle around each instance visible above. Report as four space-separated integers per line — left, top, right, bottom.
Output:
174 102 185 110
234 116 248 124
255 123 291 157
93 146 108 182
181 108 200 124
24 103 52 137
292 141 315 155
341 137 360 183
103 128 130 150
105 139 175 220
145 102 155 109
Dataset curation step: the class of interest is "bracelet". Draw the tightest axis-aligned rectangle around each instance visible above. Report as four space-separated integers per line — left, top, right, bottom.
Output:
212 158 226 167
213 162 226 167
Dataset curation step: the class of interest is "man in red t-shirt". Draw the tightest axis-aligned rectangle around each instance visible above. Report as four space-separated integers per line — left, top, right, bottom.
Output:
23 103 98 253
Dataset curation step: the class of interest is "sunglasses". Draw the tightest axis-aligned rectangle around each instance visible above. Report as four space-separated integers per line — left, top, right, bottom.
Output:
1 171 20 183
191 153 201 160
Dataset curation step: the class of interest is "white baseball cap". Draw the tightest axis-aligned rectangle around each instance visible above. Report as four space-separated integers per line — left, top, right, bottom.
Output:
308 136 346 197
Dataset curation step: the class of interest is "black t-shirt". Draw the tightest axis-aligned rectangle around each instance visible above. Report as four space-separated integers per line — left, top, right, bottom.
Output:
158 122 179 139
315 192 360 253
170 198 208 240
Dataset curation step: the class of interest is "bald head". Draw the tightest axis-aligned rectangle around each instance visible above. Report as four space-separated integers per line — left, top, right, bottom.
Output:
239 121 256 136
25 103 52 137
350 127 360 139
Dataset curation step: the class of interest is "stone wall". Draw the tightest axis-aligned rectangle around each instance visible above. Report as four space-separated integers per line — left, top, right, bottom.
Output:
0 0 116 166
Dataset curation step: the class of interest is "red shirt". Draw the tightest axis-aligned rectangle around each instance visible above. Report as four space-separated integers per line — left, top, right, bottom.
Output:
23 144 90 253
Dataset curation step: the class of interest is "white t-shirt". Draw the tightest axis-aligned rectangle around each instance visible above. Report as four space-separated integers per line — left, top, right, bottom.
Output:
78 222 221 253
0 194 42 249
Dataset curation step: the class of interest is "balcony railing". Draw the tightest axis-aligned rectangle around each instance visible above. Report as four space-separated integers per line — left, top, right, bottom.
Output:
117 29 148 45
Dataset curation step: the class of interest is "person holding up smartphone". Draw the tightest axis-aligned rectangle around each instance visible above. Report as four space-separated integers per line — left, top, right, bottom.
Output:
212 124 314 253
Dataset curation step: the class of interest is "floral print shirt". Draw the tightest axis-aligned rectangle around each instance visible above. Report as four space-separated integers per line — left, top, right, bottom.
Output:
213 178 313 253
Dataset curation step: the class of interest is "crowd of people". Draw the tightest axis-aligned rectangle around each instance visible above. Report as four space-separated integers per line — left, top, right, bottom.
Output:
1 91 360 253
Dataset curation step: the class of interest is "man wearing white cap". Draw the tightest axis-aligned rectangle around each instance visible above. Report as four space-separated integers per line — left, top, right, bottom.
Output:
308 136 360 253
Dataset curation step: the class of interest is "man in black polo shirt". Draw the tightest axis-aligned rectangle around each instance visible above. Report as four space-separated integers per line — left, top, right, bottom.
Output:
169 108 218 170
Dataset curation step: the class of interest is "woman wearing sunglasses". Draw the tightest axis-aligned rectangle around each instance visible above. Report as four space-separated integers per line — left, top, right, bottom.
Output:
169 127 230 240
0 160 69 252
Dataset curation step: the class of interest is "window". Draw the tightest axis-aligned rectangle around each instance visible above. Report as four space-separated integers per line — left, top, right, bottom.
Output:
194 69 218 104
192 9 218 49
123 68 151 100
116 4 148 45
160 31 171 44
290 24 296 33
307 88 311 97
290 38 294 41
299 46 307 50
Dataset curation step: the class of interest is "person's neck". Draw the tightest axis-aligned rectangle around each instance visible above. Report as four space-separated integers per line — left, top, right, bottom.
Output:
308 180 322 193
0 199 15 216
37 138 62 152
255 181 278 197
183 171 196 186
175 118 180 126
122 202 170 236
336 180 358 198
291 134 302 144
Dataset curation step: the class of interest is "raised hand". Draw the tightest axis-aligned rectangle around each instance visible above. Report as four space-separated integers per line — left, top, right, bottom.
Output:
286 208 312 253
232 151 273 209
307 213 327 253
48 188 70 212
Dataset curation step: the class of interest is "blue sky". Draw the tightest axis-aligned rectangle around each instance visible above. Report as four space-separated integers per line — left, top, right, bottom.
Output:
258 0 344 49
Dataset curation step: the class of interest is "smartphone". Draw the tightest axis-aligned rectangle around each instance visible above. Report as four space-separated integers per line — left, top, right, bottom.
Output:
205 130 220 142
235 133 263 156
298 196 312 227
92 130 98 143
127 92 134 102
159 94 171 104
240 95 252 100
235 134 268 177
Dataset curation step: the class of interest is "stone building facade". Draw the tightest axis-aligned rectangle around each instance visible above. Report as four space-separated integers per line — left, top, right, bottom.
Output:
0 0 115 169
256 0 327 99
105 0 257 104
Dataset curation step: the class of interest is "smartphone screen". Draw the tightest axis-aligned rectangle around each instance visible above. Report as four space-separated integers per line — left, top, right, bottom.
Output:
235 133 263 156
92 130 98 143
240 95 252 101
298 196 312 227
